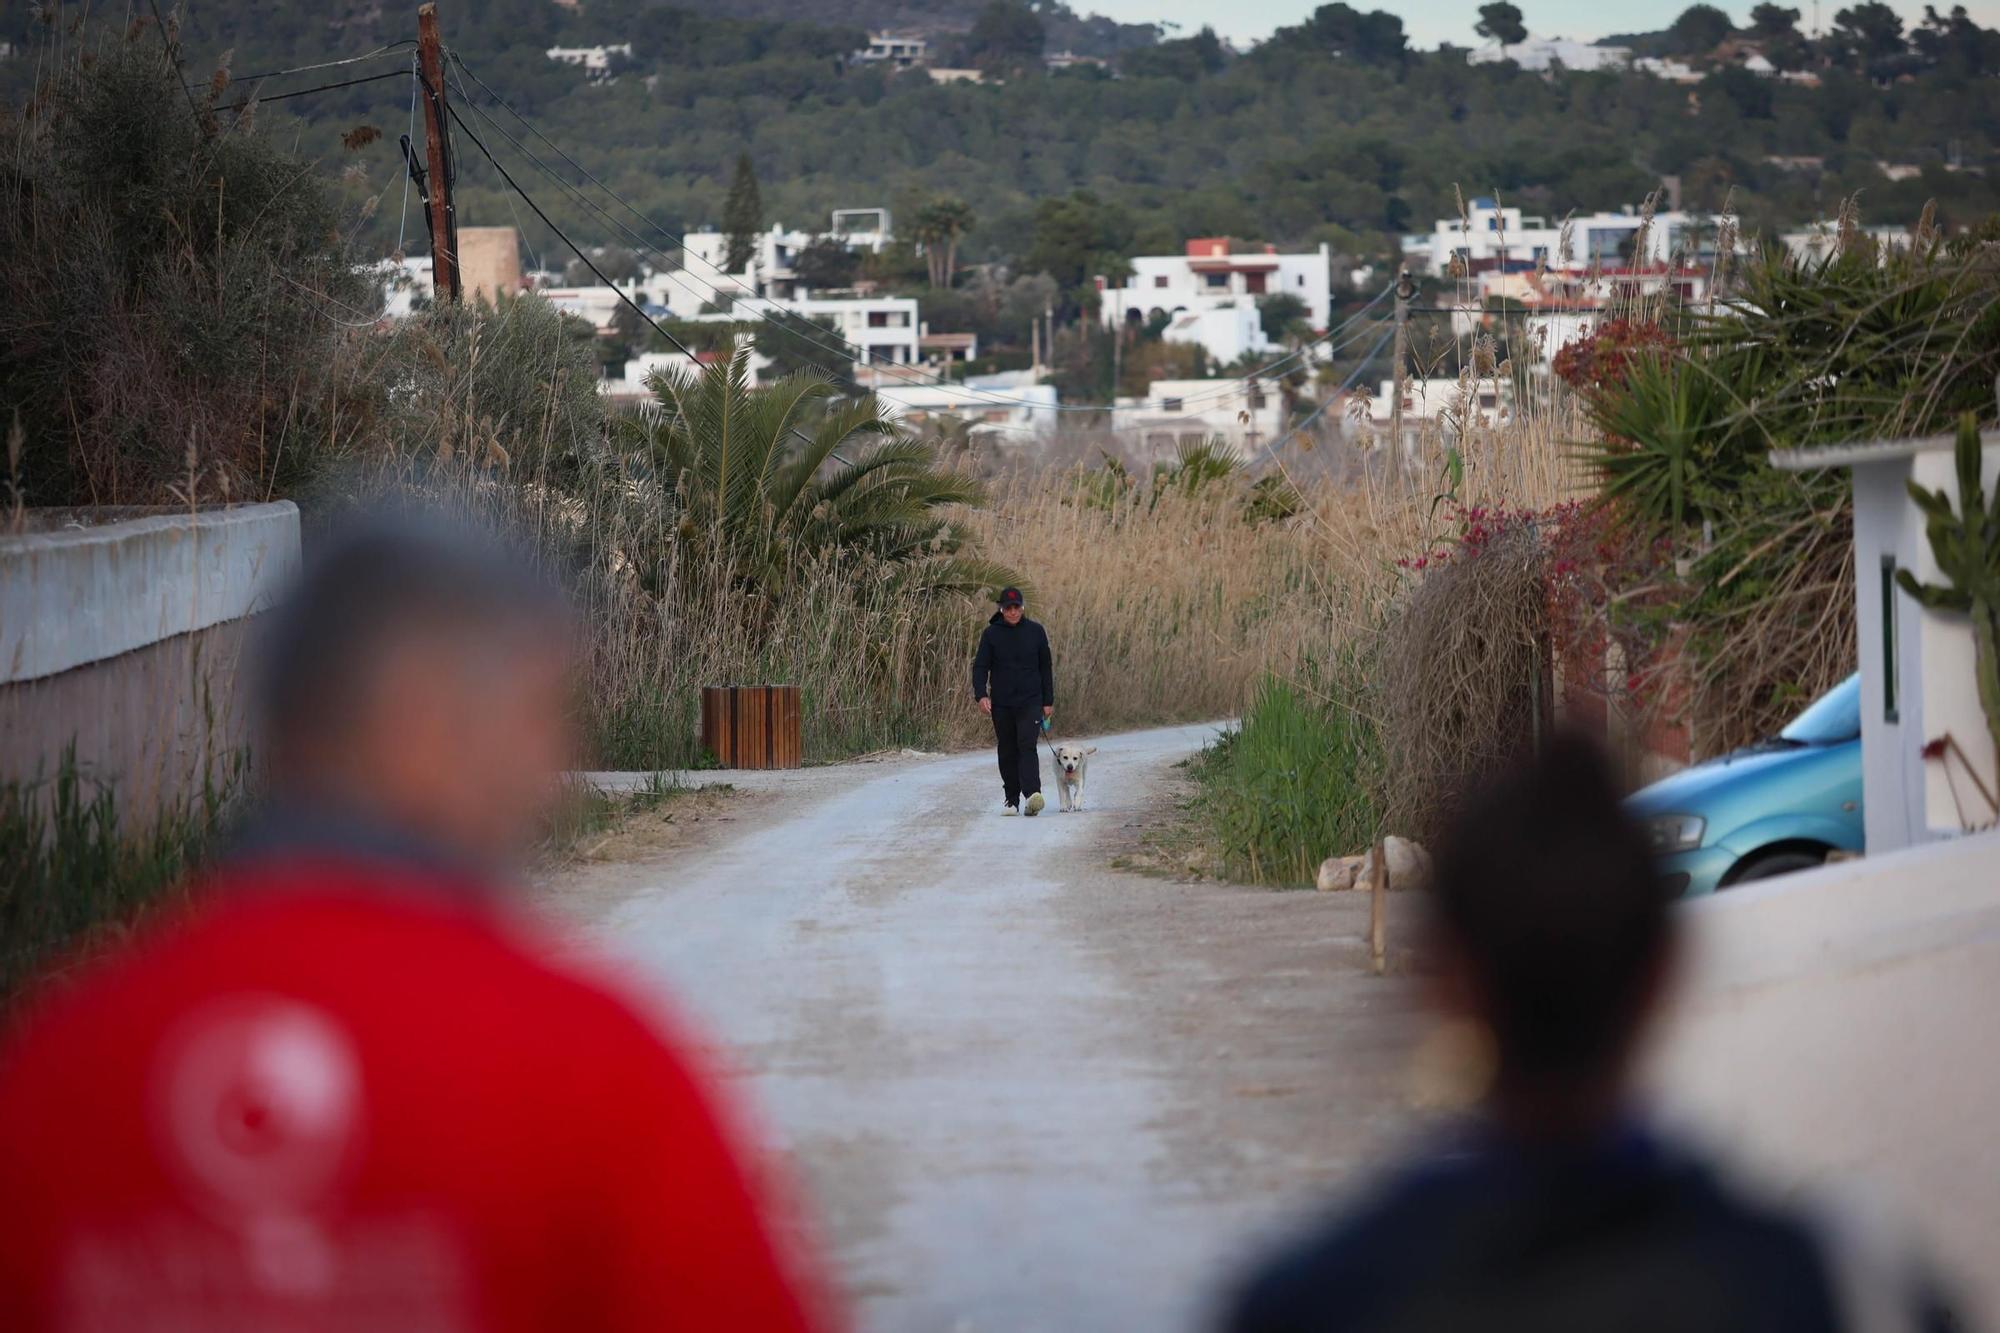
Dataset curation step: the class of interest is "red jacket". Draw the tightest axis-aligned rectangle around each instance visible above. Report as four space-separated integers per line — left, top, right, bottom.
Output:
0 856 838 1332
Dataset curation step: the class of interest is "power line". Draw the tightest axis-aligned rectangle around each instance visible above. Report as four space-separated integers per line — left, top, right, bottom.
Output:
216 69 408 115
444 101 696 358
445 50 1393 417
145 0 203 119
230 41 416 84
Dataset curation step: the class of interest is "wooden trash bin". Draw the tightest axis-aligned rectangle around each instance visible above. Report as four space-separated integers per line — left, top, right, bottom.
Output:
699 684 802 769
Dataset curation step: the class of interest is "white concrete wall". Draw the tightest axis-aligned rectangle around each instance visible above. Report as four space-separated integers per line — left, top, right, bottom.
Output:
1646 833 2000 1324
0 504 298 685
1852 446 2000 853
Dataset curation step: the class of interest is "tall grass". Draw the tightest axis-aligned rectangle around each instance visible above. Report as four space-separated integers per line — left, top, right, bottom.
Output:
1195 662 1384 885
0 747 243 1005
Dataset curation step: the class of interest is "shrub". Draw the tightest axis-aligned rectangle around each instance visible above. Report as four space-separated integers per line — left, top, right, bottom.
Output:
1196 661 1383 885
0 33 371 506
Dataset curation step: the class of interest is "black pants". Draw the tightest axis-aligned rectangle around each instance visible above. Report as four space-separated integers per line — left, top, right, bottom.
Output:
992 705 1043 804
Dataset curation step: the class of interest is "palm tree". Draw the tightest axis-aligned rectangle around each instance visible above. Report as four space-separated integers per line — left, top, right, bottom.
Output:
625 351 1016 598
913 197 977 289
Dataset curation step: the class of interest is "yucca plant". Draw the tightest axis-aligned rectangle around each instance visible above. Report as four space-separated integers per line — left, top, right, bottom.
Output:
1897 414 2000 763
625 351 1018 598
1577 353 1741 534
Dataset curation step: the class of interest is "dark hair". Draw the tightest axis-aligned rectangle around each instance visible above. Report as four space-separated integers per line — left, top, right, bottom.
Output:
253 513 569 761
1428 734 1673 1080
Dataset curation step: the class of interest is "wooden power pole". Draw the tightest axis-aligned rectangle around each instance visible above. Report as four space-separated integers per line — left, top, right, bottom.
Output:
1391 267 1416 470
416 3 460 303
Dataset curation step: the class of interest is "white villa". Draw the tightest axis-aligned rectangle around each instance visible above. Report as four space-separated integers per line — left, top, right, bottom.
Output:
1402 199 1742 276
1110 378 1287 458
1097 239 1333 367
1466 35 1631 72
873 376 1058 439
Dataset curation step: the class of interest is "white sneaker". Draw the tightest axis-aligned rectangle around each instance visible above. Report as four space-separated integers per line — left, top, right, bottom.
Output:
1003 803 1019 816
1024 792 1045 816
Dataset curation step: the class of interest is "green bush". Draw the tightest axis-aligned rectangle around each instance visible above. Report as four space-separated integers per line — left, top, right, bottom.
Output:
0 747 243 1006
1195 659 1382 885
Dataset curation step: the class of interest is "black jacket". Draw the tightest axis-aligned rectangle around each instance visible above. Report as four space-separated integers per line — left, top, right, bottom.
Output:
972 613 1054 709
1223 1117 1955 1333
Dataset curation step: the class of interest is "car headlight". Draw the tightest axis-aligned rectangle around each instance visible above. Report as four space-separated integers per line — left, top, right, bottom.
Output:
1643 814 1706 854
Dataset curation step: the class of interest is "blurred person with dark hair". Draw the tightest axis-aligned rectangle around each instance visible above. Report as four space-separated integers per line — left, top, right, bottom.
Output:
1222 735 1957 1333
0 517 837 1332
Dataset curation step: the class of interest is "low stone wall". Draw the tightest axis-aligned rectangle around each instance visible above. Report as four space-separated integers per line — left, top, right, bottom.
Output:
1646 833 2000 1323
0 504 299 820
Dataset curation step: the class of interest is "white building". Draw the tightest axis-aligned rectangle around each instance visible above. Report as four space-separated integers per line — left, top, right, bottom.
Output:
597 348 768 408
1466 35 1631 72
873 380 1058 439
1772 427 2000 853
1779 223 1916 265
853 32 928 67
1111 378 1286 458
1403 199 1739 277
1634 56 1703 82
681 294 920 368
545 44 632 77
680 210 894 305
1098 238 1332 367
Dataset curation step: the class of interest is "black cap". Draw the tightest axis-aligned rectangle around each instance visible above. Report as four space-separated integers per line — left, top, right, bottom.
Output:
997 587 1024 607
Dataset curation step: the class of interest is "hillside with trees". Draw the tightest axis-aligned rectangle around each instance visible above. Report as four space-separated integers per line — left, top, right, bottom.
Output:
8 0 1995 311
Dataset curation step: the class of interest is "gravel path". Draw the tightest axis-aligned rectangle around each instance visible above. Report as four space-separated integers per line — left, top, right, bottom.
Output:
557 724 1427 1331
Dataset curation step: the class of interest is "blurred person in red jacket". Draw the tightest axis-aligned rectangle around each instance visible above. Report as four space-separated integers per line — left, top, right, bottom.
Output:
0 515 838 1332
1221 735 1958 1333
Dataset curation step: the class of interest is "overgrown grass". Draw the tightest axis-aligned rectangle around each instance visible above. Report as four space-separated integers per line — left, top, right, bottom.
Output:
1192 661 1384 886
0 747 243 1006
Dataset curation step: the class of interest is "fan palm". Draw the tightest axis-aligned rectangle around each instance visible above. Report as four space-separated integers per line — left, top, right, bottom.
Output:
625 352 1017 598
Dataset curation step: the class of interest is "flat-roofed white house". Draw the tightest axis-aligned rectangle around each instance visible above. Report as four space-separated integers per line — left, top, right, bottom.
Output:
1402 200 1740 277
1110 378 1286 458
1098 239 1332 367
853 32 928 67
1773 426 2000 854
873 380 1058 438
1466 35 1631 72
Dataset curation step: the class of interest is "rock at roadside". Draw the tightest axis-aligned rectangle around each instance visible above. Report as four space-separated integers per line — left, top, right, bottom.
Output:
1316 855 1365 892
1357 836 1431 893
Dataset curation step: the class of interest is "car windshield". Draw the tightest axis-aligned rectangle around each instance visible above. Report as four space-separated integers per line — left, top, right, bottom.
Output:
1779 673 1861 745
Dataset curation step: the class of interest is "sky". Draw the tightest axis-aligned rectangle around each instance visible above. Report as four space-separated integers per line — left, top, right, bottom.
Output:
1084 0 2000 51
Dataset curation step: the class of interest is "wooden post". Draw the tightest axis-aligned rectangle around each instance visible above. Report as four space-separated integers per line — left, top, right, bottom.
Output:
416 4 460 303
731 686 770 771
767 685 802 770
1390 269 1414 474
701 687 734 767
1369 837 1389 975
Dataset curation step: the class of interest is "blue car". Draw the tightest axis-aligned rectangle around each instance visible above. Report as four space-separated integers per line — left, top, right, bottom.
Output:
1626 673 1862 895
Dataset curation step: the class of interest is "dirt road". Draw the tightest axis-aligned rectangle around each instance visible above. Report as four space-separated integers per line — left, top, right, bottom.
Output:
554 724 1428 1331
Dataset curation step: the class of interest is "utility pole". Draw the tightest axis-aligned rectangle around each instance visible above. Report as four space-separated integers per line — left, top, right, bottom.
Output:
1391 267 1416 470
416 3 460 304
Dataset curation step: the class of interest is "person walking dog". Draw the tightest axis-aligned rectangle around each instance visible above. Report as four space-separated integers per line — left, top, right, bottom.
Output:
973 586 1055 816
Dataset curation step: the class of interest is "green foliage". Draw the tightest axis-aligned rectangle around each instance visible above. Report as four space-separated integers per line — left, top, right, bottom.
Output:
1475 3 1528 49
0 31 370 506
47 3 2000 291
627 351 1014 597
1257 293 1313 344
1896 414 2000 760
1580 354 1743 531
965 0 1046 72
723 152 764 273
1194 662 1383 885
794 234 860 289
912 196 977 289
2 745 243 1006
1669 4 1736 56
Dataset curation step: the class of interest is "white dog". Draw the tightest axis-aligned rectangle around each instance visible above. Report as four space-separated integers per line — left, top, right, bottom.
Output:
1053 743 1096 812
